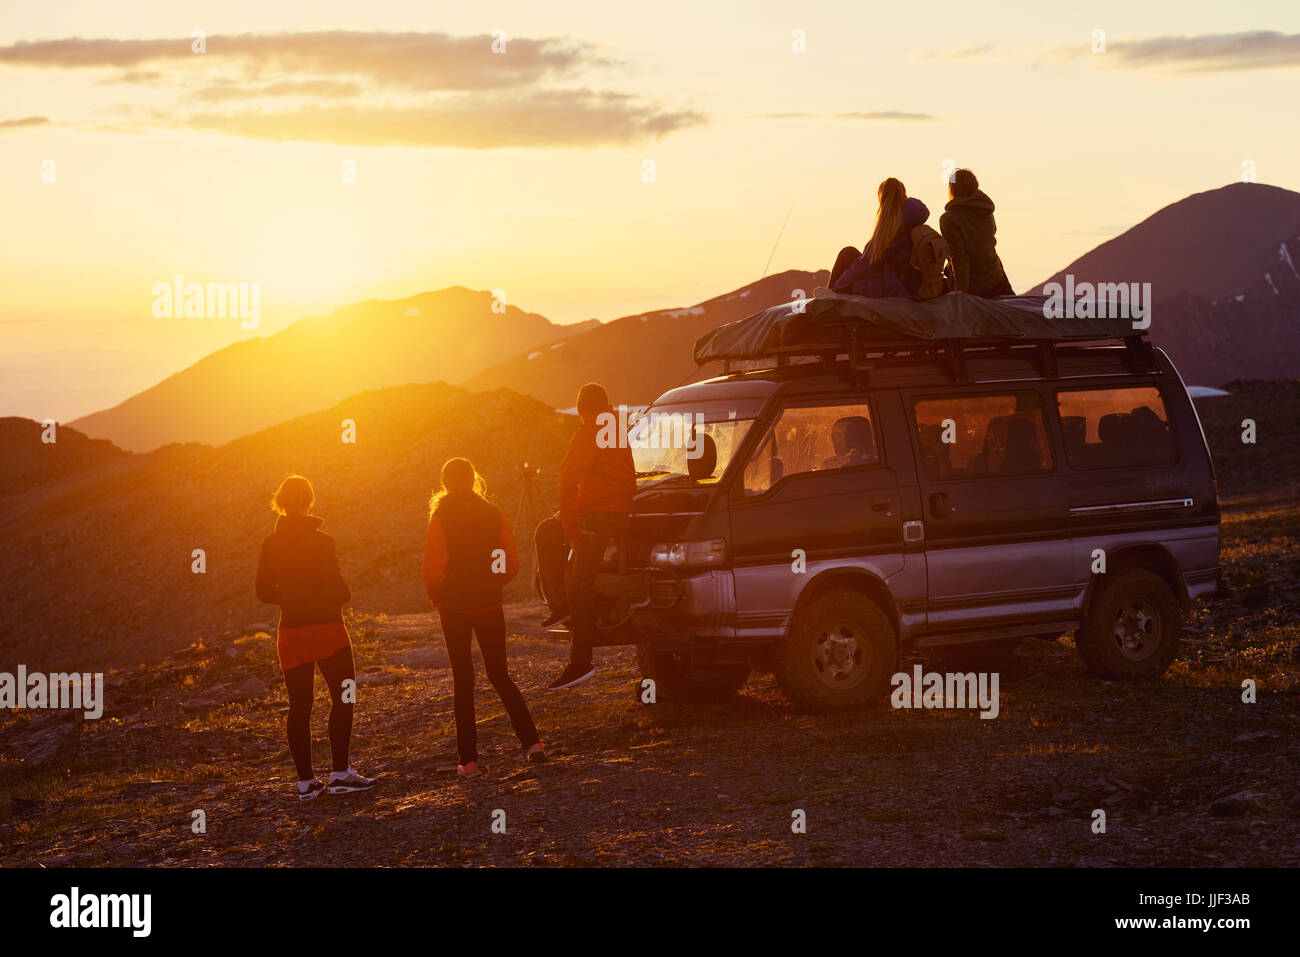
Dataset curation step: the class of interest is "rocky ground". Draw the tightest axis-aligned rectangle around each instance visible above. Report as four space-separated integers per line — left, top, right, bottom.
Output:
2 489 1296 867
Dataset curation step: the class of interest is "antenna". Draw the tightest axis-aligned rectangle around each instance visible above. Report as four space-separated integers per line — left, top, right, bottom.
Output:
760 202 795 279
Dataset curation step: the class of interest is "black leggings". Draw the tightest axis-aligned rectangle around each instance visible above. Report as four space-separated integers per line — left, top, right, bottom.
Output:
283 644 355 780
439 607 539 765
830 245 861 289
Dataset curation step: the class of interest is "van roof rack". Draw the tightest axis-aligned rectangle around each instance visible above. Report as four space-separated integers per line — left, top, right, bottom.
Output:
695 292 1152 384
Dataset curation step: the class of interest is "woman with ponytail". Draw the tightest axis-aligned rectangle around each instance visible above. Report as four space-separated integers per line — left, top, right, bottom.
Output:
829 177 931 299
422 458 544 778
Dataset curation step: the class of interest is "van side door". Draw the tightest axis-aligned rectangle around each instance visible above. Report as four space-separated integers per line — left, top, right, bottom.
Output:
904 386 1075 631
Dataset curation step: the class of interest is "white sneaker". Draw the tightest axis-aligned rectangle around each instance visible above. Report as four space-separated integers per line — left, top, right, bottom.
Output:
297 778 326 801
326 766 377 794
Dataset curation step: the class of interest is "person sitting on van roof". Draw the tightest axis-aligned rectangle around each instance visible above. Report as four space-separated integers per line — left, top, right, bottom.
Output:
829 178 931 299
939 168 1014 297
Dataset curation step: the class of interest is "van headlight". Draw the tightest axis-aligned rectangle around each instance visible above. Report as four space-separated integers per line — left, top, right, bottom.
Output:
648 539 728 568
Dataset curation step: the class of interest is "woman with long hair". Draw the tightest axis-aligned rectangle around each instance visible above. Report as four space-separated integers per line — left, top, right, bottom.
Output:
829 177 931 298
255 474 376 800
422 458 544 778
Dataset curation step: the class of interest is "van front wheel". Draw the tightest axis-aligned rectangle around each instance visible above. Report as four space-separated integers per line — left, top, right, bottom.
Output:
773 590 896 711
1076 569 1181 679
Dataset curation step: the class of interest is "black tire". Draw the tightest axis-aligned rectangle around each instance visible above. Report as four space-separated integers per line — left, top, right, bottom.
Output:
1076 569 1181 679
635 646 750 704
772 589 896 711
935 638 1019 672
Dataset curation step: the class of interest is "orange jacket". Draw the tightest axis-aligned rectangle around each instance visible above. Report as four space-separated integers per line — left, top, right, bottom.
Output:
558 411 636 540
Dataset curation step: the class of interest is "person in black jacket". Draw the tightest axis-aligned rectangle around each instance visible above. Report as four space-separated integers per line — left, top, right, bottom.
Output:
422 458 544 778
938 168 1014 297
256 474 376 800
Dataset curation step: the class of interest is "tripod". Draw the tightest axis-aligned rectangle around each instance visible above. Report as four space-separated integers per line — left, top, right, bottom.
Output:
513 462 546 592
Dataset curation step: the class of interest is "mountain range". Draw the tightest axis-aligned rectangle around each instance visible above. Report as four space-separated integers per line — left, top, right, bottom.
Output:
4 181 1299 668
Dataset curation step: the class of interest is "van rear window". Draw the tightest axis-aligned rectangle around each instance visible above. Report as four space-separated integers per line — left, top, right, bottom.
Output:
1055 386 1176 470
912 392 1054 480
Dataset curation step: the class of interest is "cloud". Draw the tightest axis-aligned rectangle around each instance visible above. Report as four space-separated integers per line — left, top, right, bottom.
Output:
0 31 599 90
180 91 705 148
923 43 995 61
0 30 702 148
188 80 362 103
1065 30 1300 72
0 115 51 130
834 110 937 121
752 110 938 121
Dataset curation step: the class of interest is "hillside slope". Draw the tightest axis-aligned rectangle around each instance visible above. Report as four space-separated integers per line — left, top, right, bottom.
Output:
1036 183 1300 386
68 288 594 451
464 269 827 409
3 384 574 670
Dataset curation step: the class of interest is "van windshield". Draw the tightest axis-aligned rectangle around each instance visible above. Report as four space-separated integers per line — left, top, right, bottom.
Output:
630 401 759 486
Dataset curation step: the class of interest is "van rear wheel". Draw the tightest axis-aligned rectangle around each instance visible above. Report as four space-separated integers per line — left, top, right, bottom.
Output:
635 646 750 703
1076 569 1181 679
773 590 896 711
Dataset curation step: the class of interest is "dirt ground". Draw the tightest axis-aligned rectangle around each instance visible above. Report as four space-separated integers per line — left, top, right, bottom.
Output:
3 483 1297 867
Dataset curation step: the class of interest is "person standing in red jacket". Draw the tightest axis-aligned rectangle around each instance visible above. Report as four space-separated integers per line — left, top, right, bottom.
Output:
535 383 637 690
423 457 544 777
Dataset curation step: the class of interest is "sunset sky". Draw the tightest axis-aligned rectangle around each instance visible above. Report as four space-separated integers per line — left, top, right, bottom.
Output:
2 0 1298 420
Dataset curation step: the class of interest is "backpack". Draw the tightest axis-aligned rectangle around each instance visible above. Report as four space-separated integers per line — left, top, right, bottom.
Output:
908 225 951 301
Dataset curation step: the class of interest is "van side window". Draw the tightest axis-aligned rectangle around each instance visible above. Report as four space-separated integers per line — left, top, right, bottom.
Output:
912 392 1054 480
742 402 877 495
1056 386 1176 469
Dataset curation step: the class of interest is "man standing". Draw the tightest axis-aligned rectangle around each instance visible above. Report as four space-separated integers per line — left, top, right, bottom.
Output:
939 168 1015 297
539 382 636 690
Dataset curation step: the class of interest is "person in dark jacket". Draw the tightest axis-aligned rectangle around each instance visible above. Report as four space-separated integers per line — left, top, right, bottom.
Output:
534 382 637 691
939 168 1014 297
256 474 376 800
423 457 544 778
830 178 930 299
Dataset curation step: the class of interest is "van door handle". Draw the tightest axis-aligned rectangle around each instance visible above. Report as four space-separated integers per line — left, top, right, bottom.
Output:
929 492 951 519
869 496 892 511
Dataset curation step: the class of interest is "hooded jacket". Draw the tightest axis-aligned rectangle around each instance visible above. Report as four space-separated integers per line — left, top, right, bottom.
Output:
939 190 1011 296
558 408 637 540
255 514 351 628
831 197 930 299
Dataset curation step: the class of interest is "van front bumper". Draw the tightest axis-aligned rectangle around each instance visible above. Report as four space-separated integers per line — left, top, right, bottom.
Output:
591 566 737 643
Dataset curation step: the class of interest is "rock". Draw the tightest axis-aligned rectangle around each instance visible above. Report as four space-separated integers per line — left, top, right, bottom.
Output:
180 698 220 713
230 677 267 700
392 649 447 670
1232 730 1281 744
24 724 77 767
1210 790 1268 817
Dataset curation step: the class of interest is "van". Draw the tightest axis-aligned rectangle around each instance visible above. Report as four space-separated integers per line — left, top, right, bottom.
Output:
554 294 1223 710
